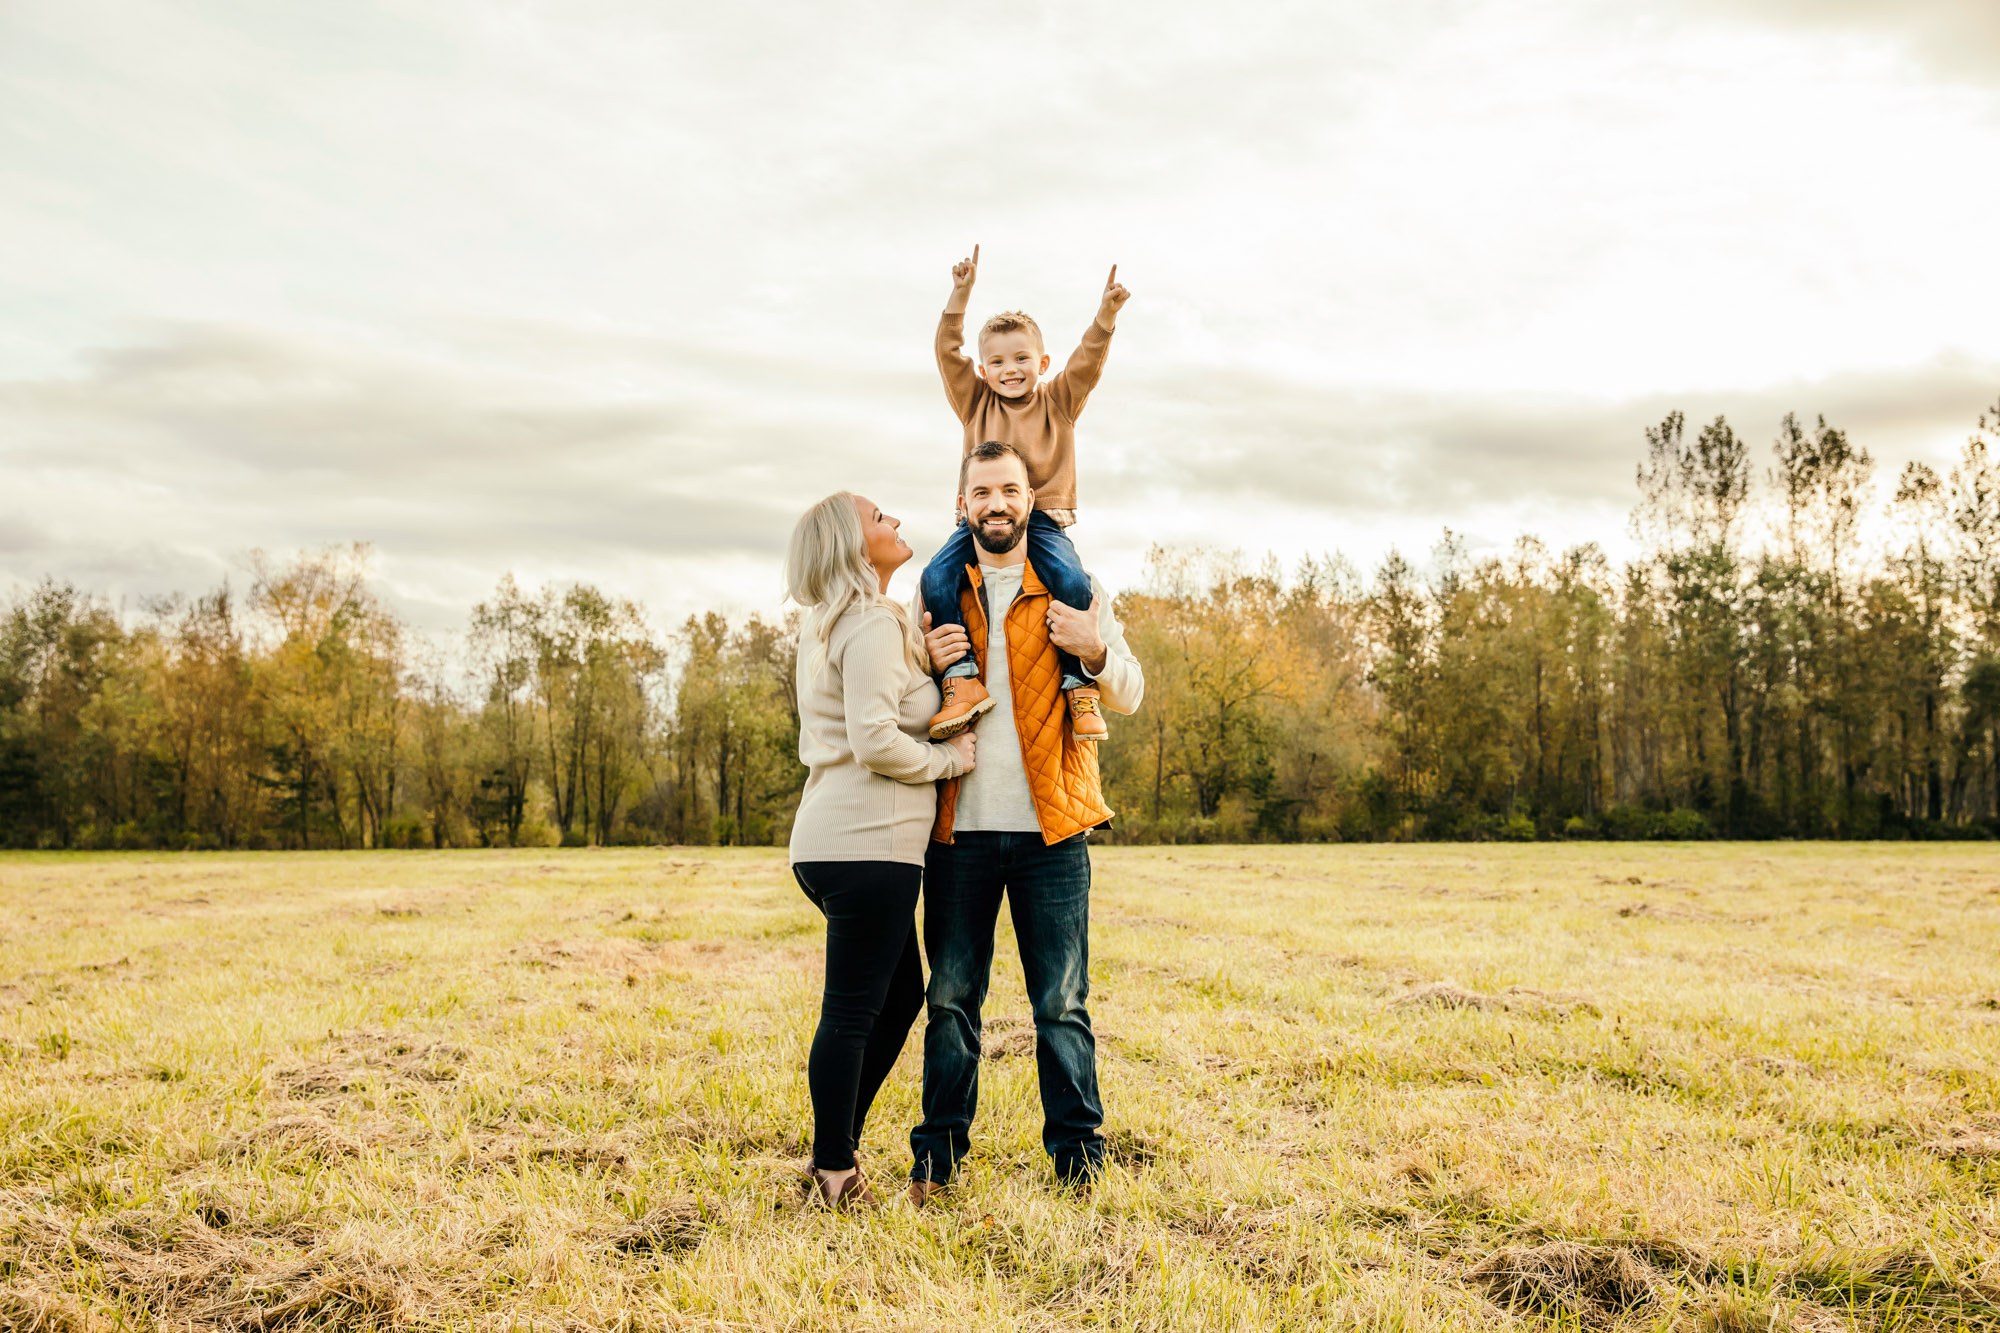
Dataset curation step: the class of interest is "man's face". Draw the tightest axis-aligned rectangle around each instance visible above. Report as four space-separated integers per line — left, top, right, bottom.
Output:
958 455 1033 554
976 329 1050 399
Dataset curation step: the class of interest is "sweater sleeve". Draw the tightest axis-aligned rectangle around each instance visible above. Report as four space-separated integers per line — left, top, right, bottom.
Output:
936 313 982 424
1044 318 1113 421
1080 574 1144 715
841 613 965 782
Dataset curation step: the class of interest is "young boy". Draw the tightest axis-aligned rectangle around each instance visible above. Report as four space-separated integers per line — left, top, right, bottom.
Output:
922 245 1130 743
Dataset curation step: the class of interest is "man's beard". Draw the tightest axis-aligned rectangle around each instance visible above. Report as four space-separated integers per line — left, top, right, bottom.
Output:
971 511 1026 555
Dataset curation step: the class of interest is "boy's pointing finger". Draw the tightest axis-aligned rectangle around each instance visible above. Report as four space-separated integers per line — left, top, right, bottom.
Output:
1107 264 1117 287
972 244 979 265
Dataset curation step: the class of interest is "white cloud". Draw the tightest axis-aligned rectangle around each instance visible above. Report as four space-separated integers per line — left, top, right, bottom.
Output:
1692 0 2000 81
0 322 932 630
2 0 1998 626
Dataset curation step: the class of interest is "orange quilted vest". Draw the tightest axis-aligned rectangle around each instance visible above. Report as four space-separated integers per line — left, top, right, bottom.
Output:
931 559 1114 846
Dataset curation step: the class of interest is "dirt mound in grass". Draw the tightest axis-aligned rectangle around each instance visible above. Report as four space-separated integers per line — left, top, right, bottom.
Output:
1391 982 1600 1017
0 1200 413 1330
1391 982 1496 1009
607 1199 707 1255
451 1129 637 1175
1922 1132 2000 1160
655 1111 808 1163
231 1112 398 1160
1618 901 1721 922
1173 1203 1320 1289
0 1286 84 1332
271 1030 470 1100
981 1016 1037 1060
1467 1240 1659 1324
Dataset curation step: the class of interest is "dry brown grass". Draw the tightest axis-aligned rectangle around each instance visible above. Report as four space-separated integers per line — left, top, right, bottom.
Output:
1 843 1997 1330
1467 1240 1660 1324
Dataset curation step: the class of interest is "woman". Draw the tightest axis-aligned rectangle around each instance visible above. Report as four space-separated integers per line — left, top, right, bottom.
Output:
785 491 976 1209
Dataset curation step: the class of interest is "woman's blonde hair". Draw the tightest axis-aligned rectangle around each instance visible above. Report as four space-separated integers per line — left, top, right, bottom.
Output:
784 492 928 680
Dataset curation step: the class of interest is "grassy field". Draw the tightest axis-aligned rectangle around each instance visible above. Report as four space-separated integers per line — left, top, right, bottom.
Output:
1 845 1997 1332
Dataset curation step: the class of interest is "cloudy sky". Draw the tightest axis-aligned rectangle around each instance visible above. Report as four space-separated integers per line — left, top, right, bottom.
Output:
4 0 1998 633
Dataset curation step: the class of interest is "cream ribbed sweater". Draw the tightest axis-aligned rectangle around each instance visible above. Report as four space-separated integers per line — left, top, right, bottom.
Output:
789 604 966 865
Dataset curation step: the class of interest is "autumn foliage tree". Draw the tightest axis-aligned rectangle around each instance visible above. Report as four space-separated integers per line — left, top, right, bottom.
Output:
5 402 2000 848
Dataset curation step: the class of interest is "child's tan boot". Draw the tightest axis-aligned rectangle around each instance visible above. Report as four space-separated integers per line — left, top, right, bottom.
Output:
1067 685 1108 742
929 675 994 740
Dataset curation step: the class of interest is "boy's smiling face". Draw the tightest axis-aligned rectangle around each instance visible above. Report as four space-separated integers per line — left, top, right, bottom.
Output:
977 329 1051 399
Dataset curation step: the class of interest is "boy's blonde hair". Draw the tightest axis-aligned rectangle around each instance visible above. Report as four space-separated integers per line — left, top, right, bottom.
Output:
979 310 1043 351
784 492 929 683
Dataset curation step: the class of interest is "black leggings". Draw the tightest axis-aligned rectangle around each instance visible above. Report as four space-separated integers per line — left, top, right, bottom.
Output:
793 861 925 1171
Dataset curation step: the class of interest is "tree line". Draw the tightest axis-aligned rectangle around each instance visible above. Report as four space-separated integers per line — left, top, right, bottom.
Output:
5 402 1999 848
0 548 797 850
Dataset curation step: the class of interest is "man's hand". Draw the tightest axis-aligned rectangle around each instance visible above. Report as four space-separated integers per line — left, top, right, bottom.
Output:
1095 264 1129 330
922 611 971 672
1046 600 1107 676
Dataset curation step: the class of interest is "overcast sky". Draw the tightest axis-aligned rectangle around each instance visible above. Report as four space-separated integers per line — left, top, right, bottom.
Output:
4 0 1998 633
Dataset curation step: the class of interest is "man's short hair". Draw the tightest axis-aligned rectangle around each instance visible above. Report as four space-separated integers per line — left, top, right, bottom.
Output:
978 310 1043 351
959 440 1030 495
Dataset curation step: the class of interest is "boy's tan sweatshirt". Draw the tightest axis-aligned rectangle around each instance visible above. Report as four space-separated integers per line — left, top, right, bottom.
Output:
936 312 1113 513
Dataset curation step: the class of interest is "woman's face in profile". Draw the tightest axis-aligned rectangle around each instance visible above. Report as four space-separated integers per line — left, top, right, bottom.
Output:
851 495 911 578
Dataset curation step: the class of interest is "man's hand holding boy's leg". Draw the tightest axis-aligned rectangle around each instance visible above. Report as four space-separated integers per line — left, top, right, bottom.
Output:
1047 599 1109 743
919 529 980 682
1045 601 1107 680
923 611 992 740
923 612 972 675
1023 515 1109 743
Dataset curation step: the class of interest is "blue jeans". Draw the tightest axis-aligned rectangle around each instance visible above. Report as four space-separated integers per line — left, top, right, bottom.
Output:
910 831 1102 1184
919 513 1093 691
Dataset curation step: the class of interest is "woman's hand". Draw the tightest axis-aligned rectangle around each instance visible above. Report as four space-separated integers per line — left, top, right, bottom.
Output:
945 728 976 774
922 612 971 671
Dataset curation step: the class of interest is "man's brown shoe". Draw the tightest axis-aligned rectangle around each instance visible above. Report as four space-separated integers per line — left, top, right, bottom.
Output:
1067 685 1108 742
929 675 994 740
907 1178 949 1209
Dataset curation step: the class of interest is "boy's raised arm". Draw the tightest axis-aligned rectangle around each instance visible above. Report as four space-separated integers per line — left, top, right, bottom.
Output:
1048 264 1129 421
936 244 981 422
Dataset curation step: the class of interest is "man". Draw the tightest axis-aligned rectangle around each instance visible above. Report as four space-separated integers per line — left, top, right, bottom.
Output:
909 440 1145 1200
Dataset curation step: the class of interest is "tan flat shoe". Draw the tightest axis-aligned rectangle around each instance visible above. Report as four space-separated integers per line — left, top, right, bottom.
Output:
805 1164 879 1211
